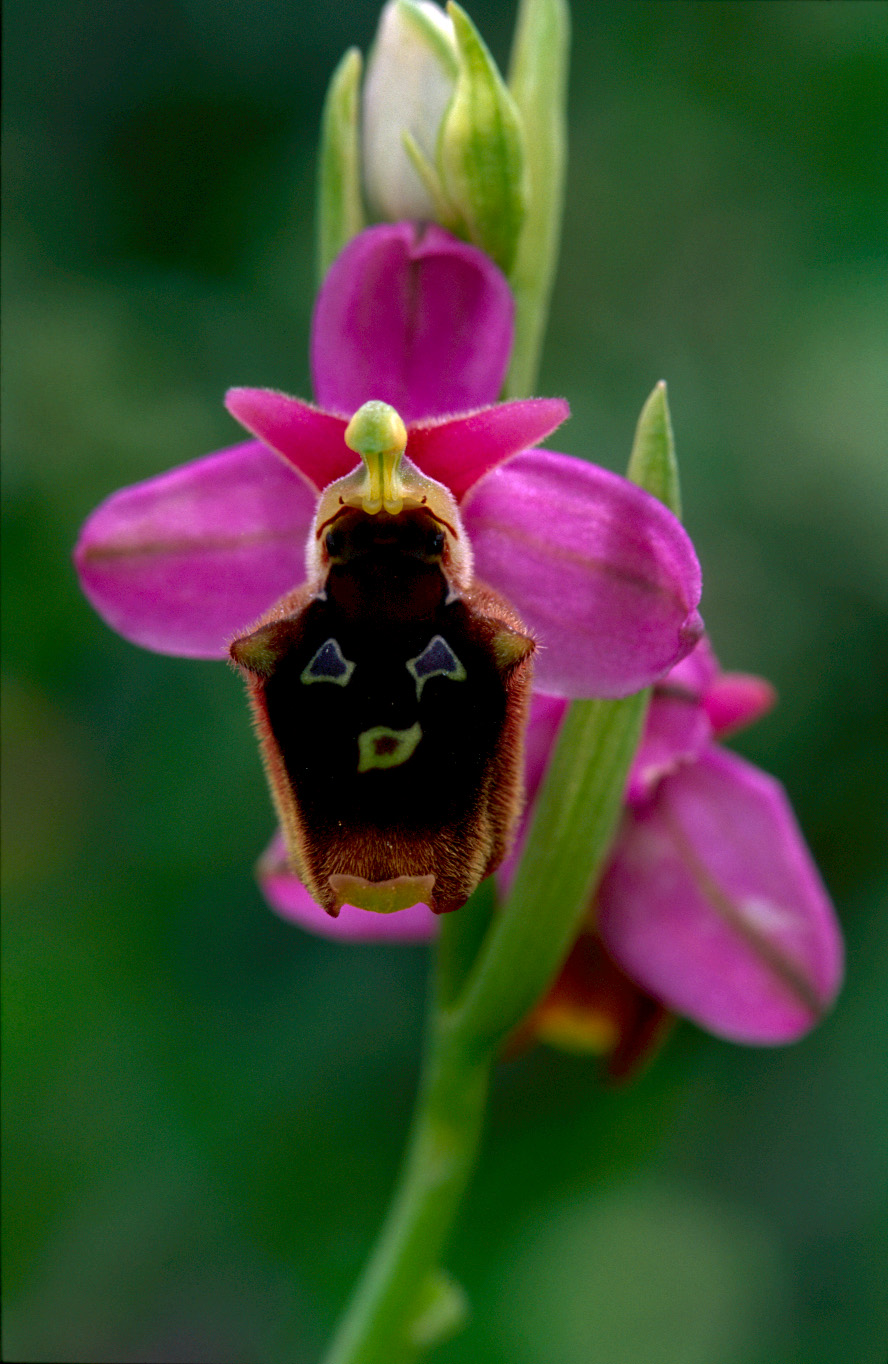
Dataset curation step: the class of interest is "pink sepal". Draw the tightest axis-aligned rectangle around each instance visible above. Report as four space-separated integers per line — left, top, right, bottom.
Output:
598 747 843 1044
74 441 315 657
310 222 514 423
463 449 704 697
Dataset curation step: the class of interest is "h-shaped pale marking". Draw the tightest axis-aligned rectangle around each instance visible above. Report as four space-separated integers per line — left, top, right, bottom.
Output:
406 635 467 701
300 638 356 687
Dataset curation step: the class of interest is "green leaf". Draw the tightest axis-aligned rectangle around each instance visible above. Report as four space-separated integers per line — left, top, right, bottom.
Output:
504 0 570 398
437 2 527 274
626 380 682 518
317 47 366 282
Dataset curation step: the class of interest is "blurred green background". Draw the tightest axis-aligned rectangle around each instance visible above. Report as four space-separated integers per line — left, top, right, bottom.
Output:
3 1 887 1361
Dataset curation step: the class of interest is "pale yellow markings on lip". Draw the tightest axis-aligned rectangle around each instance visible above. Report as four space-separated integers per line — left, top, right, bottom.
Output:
406 635 467 700
300 638 356 686
357 723 422 772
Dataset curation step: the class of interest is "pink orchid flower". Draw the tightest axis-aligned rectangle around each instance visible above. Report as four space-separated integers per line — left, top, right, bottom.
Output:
516 640 843 1047
75 221 703 930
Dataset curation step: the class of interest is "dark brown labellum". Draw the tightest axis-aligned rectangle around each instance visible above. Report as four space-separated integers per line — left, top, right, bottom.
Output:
232 501 534 916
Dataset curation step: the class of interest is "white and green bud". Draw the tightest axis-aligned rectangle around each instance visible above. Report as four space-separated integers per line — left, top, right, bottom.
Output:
360 0 528 274
362 0 460 222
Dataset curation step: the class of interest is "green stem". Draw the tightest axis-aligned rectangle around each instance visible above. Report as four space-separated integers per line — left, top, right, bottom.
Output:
322 917 494 1364
454 692 648 1051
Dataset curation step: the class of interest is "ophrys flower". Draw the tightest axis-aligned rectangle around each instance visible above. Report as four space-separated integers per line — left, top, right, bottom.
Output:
75 222 702 919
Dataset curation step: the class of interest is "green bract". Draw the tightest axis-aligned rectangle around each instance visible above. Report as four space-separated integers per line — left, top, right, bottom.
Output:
436 2 527 274
317 47 366 281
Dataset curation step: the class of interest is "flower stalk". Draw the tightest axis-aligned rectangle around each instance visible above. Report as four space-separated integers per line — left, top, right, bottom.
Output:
321 979 490 1364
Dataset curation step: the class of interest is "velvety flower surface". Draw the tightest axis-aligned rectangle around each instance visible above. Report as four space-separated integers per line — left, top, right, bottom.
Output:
75 221 703 926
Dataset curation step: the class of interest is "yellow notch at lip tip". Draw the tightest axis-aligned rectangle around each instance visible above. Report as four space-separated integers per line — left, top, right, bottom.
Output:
344 401 409 515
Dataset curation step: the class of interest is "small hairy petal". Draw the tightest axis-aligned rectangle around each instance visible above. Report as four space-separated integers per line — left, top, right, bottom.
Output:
310 222 514 423
224 390 353 488
704 673 777 736
598 747 843 1044
408 398 570 502
74 442 315 657
258 833 438 941
463 449 704 697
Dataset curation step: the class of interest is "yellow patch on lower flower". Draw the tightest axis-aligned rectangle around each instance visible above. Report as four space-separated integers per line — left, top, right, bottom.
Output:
534 1002 620 1055
328 872 436 915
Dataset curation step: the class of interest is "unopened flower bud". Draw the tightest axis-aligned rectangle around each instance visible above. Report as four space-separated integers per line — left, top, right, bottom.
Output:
360 0 527 272
362 0 460 222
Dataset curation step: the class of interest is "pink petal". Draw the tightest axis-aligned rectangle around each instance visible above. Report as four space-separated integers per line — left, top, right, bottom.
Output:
495 692 567 897
407 399 570 502
663 639 776 737
224 389 354 489
74 442 315 657
662 636 719 698
626 692 712 805
598 747 843 1043
257 833 438 942
463 449 704 698
524 692 568 807
310 222 514 423
704 673 777 736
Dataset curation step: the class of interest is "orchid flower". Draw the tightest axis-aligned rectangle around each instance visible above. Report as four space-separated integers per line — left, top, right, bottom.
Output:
75 221 702 920
517 639 843 1053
